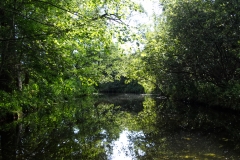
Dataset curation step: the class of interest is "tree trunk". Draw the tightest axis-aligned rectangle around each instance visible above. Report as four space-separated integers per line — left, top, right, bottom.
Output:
0 0 22 92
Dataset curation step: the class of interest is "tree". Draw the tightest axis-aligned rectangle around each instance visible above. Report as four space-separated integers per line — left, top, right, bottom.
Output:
142 0 240 107
0 0 142 114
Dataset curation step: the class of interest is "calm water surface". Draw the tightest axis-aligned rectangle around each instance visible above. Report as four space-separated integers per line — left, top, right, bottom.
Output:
0 94 240 159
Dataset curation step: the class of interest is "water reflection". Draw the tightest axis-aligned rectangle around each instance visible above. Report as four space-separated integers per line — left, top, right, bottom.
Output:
0 94 240 159
110 130 145 160
131 100 240 159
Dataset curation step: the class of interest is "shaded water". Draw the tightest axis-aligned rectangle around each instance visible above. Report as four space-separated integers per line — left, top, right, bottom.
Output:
0 94 240 159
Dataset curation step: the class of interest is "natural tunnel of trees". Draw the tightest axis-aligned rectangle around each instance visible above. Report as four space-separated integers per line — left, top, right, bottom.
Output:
1 0 240 119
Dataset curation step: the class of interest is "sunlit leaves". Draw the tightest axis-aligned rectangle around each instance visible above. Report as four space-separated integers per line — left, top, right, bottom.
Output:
0 0 145 109
140 0 240 106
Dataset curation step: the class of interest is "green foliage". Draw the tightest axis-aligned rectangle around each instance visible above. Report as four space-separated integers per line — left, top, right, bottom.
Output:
111 52 159 94
141 0 240 108
0 0 143 116
97 76 145 93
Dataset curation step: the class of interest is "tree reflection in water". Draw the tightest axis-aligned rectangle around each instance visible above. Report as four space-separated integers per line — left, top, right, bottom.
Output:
0 94 240 159
110 130 145 160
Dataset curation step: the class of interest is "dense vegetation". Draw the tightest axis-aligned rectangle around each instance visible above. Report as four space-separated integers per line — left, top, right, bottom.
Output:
1 0 240 119
137 0 240 109
1 1 240 158
0 0 142 118
97 76 144 93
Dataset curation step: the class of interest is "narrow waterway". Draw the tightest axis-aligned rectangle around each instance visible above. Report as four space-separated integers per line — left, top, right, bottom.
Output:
0 94 240 159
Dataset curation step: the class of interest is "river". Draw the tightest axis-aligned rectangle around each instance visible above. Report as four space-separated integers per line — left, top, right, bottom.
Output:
0 94 240 159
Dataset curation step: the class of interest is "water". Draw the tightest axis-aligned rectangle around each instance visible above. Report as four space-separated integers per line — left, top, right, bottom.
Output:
0 94 240 159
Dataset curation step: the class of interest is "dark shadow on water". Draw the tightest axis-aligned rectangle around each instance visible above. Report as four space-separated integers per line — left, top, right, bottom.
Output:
133 100 240 159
